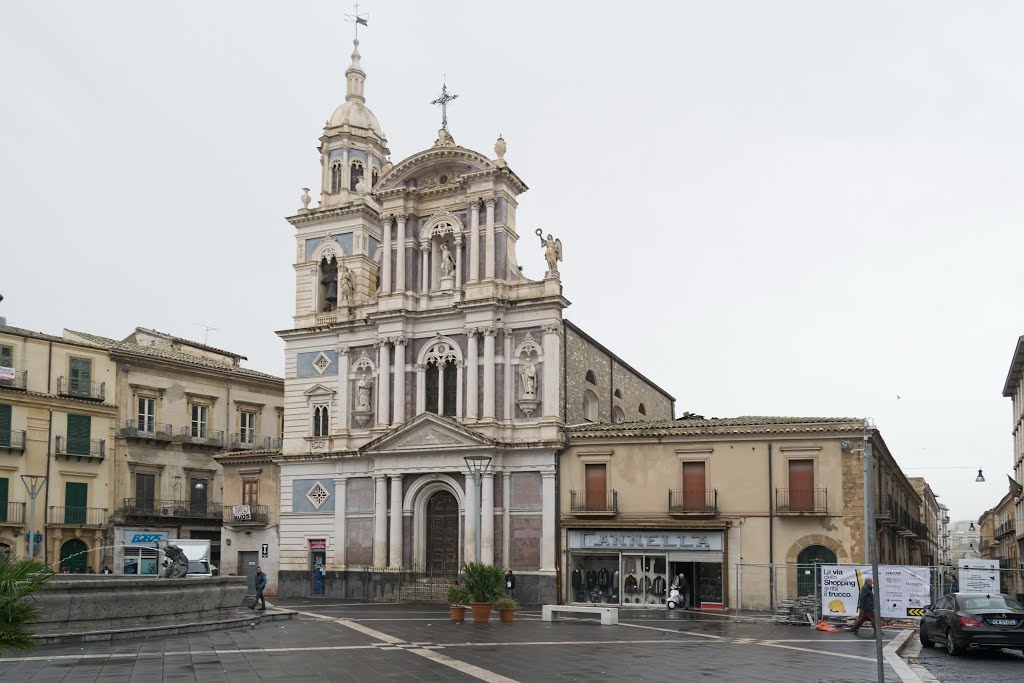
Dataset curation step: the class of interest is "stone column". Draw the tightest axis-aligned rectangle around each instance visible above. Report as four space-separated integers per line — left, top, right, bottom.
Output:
542 322 560 420
334 476 349 568
380 214 393 295
481 472 495 564
376 338 390 427
420 242 429 293
389 475 403 568
484 196 496 279
336 345 350 434
482 327 496 420
415 364 426 415
469 199 480 282
503 328 513 422
373 475 388 568
465 328 478 421
541 470 556 571
455 361 464 419
464 474 478 565
396 213 407 292
431 239 440 290
341 143 350 192
393 336 406 425
454 234 463 289
503 472 512 568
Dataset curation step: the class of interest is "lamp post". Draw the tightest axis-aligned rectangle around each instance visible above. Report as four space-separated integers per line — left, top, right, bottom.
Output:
21 475 47 560
464 455 492 564
861 419 884 683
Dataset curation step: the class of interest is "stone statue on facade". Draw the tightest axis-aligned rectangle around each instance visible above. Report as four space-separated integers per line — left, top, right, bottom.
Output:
440 241 456 278
520 357 537 397
160 545 189 578
536 229 562 274
339 265 354 305
357 373 372 410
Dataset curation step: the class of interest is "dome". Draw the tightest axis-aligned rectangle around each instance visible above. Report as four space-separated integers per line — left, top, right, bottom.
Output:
328 100 383 136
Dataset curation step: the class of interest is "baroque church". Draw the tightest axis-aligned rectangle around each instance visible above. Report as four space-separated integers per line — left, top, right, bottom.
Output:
276 37 673 603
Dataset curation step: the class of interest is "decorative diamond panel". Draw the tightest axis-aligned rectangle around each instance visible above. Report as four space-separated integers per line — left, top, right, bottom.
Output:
306 481 331 509
312 352 332 375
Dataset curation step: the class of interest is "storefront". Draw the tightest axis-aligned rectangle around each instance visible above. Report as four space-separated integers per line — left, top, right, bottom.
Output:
120 530 167 575
565 529 725 608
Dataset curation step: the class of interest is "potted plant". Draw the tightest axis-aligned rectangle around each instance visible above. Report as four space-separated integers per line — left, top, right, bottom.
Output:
462 562 503 623
447 586 469 622
495 596 517 623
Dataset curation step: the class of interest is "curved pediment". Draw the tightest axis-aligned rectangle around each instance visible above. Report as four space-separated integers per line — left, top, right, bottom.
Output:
374 146 496 193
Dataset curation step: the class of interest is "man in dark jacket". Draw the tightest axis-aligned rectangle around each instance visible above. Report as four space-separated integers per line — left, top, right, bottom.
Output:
252 567 267 611
849 578 875 634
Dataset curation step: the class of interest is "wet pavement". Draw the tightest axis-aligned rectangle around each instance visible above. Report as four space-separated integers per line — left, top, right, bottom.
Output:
901 631 1024 682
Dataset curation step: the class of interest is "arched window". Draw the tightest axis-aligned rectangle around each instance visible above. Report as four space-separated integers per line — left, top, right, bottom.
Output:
585 370 596 385
613 388 622 399
638 403 646 416
583 390 598 422
313 405 330 437
612 406 625 423
425 360 457 416
371 167 379 187
350 160 364 191
331 160 343 193
319 255 338 312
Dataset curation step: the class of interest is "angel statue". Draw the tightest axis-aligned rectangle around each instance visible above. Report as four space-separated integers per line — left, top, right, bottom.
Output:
536 229 562 274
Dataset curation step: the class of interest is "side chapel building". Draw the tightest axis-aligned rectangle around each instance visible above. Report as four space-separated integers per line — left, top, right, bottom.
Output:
275 38 673 602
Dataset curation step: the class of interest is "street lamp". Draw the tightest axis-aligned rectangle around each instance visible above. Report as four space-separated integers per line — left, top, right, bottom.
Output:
975 469 985 483
174 480 205 501
861 419 884 683
20 475 47 560
464 455 492 565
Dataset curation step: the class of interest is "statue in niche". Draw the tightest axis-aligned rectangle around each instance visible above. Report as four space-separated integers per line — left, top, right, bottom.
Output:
520 357 537 397
321 255 338 311
339 265 354 305
440 241 456 278
536 229 563 273
356 372 372 411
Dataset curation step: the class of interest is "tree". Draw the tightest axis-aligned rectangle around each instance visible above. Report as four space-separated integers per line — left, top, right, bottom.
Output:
0 553 53 652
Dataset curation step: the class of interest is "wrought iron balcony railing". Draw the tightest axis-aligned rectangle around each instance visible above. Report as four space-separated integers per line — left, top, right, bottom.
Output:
57 376 105 401
776 488 828 514
55 436 105 459
0 502 25 524
0 369 27 390
996 520 1016 539
223 504 270 524
121 419 173 441
229 433 272 450
668 489 718 515
177 427 224 448
121 498 223 520
48 506 108 526
570 490 618 514
0 429 26 451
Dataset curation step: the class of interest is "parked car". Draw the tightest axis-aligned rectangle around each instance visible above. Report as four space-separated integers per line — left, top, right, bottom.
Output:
920 592 1024 656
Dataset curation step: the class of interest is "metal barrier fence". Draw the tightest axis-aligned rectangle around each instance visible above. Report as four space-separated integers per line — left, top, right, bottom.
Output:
332 567 459 603
734 563 1024 624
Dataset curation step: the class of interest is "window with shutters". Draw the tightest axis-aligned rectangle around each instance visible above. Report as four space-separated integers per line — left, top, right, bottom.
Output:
65 482 87 524
190 478 208 516
240 411 256 445
0 404 10 448
190 404 209 438
135 473 155 512
242 479 259 507
788 459 815 512
68 357 92 397
0 345 12 368
137 397 156 434
66 414 91 455
0 478 8 523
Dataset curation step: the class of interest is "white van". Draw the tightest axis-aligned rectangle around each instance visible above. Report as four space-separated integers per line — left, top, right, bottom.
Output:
158 539 213 578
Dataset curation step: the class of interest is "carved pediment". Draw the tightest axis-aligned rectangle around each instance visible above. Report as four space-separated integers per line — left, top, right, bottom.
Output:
303 383 337 397
360 413 493 453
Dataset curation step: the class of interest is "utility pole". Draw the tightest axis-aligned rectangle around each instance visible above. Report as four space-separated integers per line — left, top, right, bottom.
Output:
863 421 884 683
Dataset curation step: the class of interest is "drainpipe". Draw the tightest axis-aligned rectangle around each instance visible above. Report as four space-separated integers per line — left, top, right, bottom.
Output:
768 442 774 609
44 340 53 565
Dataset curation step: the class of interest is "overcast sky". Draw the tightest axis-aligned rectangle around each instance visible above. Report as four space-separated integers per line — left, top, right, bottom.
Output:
2 1 1022 522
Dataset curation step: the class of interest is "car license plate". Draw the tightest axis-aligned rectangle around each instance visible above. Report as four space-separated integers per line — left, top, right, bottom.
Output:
990 619 1018 626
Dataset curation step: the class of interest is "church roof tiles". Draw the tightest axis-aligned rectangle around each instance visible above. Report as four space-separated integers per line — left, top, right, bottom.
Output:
569 415 863 438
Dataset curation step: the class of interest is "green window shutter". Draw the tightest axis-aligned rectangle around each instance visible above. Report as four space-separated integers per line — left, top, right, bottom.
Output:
0 478 8 523
0 404 10 448
67 414 91 455
69 357 92 394
65 482 87 524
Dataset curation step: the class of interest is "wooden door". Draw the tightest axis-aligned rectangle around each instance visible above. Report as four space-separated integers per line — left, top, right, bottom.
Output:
788 459 814 511
69 357 91 395
135 474 155 513
427 491 459 575
682 462 706 510
0 404 10 448
585 464 607 511
65 482 87 524
0 477 7 523
67 413 91 455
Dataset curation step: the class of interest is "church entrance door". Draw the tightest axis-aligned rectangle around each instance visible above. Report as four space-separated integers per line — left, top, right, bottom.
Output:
426 490 459 576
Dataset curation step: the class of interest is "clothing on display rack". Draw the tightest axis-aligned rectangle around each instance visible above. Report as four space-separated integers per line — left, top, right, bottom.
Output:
598 568 610 589
624 558 636 574
571 569 582 589
612 570 619 590
585 569 597 590
624 574 638 593
652 575 666 596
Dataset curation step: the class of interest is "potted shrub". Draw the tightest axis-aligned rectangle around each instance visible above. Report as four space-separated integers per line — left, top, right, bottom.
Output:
447 586 469 621
495 596 517 623
462 562 503 623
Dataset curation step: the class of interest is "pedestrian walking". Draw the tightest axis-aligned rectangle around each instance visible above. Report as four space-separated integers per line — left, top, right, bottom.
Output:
672 572 690 608
848 578 876 634
252 566 267 611
504 570 516 597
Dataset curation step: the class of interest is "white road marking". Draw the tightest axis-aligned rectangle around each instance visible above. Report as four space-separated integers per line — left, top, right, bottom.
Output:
410 646 520 683
884 629 924 683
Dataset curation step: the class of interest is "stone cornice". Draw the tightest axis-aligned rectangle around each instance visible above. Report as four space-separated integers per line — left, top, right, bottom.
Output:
286 203 382 229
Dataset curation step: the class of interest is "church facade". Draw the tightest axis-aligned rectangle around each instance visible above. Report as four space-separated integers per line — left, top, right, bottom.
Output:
275 38 672 603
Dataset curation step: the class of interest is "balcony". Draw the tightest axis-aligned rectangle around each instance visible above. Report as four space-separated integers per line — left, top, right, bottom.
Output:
121 498 223 521
56 376 105 401
0 430 26 451
176 427 224 448
0 502 25 524
121 419 173 442
272 437 283 450
570 490 618 516
55 436 105 459
223 504 270 525
0 369 27 391
668 489 719 517
996 520 1015 539
229 433 272 451
47 506 107 526
776 488 828 515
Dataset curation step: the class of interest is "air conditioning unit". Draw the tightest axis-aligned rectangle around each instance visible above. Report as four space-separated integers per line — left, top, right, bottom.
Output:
160 507 175 516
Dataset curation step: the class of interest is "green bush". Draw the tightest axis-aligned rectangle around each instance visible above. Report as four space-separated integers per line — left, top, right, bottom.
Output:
446 586 470 606
0 554 53 653
461 562 504 603
495 596 517 610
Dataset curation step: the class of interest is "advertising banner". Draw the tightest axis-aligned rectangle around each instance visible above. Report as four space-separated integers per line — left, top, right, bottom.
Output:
820 565 932 618
0 367 14 382
959 559 999 594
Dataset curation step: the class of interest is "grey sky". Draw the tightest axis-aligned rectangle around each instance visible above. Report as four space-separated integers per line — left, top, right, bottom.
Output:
2 1 1021 522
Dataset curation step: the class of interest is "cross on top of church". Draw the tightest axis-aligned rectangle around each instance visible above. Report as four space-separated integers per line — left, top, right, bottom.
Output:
344 0 369 40
431 79 459 132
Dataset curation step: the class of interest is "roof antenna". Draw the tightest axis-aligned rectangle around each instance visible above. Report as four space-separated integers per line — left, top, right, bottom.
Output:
193 323 218 344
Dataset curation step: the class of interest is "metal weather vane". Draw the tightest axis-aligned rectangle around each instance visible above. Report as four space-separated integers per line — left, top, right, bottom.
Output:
431 78 459 131
344 1 369 39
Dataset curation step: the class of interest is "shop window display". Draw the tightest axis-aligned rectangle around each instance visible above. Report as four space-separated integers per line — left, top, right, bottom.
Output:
622 554 668 605
569 555 619 604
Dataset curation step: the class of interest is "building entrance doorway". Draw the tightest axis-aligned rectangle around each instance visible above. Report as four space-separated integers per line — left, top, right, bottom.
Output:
426 490 459 575
60 539 88 573
796 544 837 596
239 551 259 594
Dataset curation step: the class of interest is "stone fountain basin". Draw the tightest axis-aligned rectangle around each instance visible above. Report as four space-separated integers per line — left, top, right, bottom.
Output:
30 575 248 635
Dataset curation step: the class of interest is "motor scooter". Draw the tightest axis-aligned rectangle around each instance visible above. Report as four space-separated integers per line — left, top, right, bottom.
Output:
666 586 683 610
